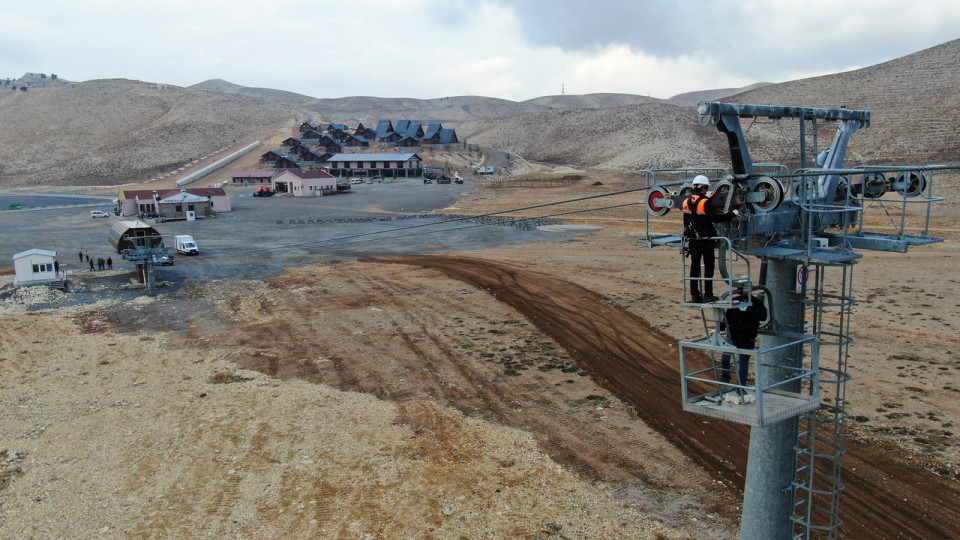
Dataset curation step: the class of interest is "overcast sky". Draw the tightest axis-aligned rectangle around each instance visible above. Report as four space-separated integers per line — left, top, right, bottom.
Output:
2 1 958 101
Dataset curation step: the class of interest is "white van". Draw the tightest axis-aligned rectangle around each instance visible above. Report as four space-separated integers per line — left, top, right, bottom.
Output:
175 235 199 255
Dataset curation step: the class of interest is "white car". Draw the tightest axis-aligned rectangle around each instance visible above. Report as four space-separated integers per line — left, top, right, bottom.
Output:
350 178 362 184
90 210 110 218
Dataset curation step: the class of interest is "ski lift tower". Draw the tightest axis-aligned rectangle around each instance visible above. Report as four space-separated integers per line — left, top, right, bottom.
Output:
643 101 952 538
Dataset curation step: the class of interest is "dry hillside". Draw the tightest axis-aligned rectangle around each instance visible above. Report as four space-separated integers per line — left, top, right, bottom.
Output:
190 80 550 126
524 93 664 109
727 38 960 164
462 39 960 171
459 102 730 170
666 82 771 106
0 80 298 187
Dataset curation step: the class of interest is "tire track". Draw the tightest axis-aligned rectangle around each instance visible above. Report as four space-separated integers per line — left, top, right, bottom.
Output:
399 254 960 539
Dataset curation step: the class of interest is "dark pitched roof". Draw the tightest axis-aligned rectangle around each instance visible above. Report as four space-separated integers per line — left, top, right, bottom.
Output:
376 119 395 139
406 122 424 138
394 120 410 135
424 122 443 139
438 128 458 144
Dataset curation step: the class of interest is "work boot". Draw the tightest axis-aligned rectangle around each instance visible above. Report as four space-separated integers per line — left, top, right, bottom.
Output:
690 293 703 303
702 295 719 303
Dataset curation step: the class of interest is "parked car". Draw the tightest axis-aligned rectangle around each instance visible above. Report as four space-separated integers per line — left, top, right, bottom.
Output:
90 210 110 218
437 176 452 184
350 178 363 184
423 178 433 184
153 252 174 266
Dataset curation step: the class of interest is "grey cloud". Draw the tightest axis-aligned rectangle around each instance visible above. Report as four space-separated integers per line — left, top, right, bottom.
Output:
482 0 720 56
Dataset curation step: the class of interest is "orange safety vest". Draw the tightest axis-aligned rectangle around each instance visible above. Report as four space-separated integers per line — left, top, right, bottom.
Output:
682 193 709 215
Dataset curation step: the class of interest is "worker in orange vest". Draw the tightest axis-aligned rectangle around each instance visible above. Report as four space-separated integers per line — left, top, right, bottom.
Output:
682 175 736 303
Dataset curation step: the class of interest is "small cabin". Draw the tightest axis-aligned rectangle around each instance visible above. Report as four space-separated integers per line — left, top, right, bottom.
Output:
13 249 63 288
108 220 162 254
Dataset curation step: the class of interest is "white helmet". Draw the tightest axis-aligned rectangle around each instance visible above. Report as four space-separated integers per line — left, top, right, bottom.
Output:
692 175 710 187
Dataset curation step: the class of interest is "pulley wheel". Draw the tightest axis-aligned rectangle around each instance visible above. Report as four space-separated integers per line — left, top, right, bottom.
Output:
895 171 926 198
860 172 886 198
709 180 734 213
749 177 784 213
646 186 671 216
678 185 693 199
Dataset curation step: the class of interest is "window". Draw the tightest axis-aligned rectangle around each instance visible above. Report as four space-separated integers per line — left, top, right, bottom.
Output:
175 205 182 212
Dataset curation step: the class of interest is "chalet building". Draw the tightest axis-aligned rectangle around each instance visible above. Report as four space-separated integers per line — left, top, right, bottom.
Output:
12 249 63 288
231 171 274 185
297 149 331 168
273 169 338 197
300 129 325 142
336 133 370 148
118 187 231 218
403 121 424 138
423 127 459 146
423 122 443 140
281 137 304 151
355 123 376 139
315 135 343 154
259 150 301 170
298 121 320 135
327 123 349 132
326 153 423 179
396 136 421 148
378 131 404 145
259 150 287 167
327 126 350 141
288 143 313 156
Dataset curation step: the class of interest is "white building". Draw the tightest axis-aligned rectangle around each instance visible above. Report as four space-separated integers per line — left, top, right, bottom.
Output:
13 249 62 287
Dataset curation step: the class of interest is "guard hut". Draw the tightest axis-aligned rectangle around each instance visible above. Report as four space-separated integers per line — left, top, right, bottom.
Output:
642 101 953 539
12 249 64 289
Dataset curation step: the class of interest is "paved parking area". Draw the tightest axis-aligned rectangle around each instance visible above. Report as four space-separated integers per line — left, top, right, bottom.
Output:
0 182 572 286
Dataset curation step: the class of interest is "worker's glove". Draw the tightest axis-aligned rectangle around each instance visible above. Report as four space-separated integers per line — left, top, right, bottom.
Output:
732 209 740 216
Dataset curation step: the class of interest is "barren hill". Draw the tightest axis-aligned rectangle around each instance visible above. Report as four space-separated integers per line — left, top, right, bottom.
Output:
459 103 729 170
728 38 960 164
0 79 298 187
190 80 550 126
523 93 664 109
667 83 771 106
464 39 960 170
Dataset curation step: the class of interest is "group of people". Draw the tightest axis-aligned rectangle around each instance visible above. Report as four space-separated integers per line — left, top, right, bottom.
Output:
79 251 112 271
681 175 766 389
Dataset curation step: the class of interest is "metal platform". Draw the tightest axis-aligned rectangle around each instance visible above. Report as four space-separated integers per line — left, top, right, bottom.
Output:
746 245 862 265
683 389 820 428
644 234 683 247
821 232 942 253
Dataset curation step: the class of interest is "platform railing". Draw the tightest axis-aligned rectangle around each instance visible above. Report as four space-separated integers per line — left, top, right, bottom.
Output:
679 332 820 427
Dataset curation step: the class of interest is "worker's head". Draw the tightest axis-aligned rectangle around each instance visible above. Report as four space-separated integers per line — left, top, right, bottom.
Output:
692 175 710 191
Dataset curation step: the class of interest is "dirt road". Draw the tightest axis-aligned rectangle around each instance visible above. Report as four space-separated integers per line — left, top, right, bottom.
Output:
396 255 960 539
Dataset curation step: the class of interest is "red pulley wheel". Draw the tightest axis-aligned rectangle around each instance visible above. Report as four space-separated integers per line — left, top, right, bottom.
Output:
647 187 671 216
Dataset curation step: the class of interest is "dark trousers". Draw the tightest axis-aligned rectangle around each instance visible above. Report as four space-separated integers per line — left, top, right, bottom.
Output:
688 239 715 297
721 342 754 385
